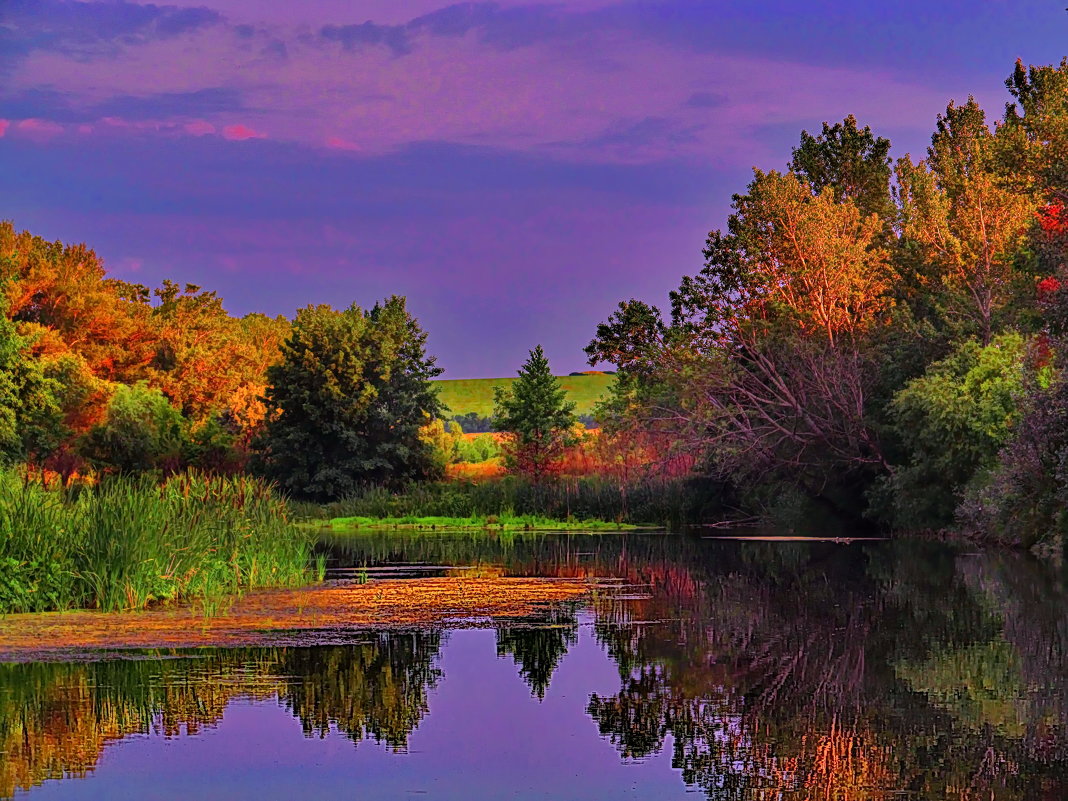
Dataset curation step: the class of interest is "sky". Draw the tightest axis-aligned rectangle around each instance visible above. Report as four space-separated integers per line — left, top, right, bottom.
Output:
2 1 1067 377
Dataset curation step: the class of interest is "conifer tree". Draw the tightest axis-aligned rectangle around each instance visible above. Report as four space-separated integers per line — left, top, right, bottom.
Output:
493 345 576 483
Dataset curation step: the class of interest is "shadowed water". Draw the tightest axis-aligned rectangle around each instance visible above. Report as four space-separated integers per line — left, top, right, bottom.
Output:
4 533 1068 799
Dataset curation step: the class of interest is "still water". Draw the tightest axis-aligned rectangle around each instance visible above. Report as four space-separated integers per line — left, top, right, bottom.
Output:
4 532 1068 800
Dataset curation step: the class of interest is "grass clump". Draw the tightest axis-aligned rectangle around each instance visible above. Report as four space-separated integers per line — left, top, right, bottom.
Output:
0 470 314 614
327 514 641 532
301 474 724 530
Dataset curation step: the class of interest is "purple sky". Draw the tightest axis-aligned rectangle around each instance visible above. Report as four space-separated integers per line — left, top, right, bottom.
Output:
2 1 1066 377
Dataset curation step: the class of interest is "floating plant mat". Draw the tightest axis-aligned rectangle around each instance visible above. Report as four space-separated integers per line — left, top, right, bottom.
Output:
0 577 590 661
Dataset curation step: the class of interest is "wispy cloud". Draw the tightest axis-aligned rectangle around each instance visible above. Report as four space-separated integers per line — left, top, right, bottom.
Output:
221 123 264 140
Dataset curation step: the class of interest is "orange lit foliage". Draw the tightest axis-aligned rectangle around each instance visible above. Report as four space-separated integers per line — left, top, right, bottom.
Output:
0 222 290 463
896 100 1035 343
728 169 893 345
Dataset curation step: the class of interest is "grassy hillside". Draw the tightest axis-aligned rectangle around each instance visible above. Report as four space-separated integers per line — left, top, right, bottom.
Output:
434 373 615 418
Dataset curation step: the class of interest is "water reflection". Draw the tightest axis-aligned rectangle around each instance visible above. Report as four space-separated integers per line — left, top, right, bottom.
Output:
5 533 1068 799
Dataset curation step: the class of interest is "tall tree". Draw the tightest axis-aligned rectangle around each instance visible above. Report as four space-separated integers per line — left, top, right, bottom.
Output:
790 114 894 225
1001 58 1068 197
254 297 442 500
493 345 576 483
896 99 1035 344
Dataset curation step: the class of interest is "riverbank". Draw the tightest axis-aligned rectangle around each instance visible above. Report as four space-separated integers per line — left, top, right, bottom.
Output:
325 514 642 532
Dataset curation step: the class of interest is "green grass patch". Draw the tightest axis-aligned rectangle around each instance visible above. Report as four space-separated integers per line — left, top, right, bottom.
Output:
327 514 641 532
433 374 614 418
0 470 315 614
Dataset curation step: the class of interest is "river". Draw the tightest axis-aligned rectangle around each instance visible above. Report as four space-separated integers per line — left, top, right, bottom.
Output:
3 532 1067 799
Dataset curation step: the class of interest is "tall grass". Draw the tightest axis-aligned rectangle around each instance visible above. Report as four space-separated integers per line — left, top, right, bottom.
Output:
303 474 725 530
0 470 314 614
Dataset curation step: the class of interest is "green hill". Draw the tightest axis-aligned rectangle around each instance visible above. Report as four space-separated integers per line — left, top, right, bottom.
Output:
434 373 615 418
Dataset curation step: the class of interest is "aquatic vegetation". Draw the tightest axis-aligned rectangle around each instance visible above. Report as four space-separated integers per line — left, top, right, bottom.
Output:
305 474 723 529
326 514 641 532
0 577 590 658
0 470 314 614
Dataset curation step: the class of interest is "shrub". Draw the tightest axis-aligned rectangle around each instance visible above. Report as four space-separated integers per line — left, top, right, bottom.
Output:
884 333 1026 530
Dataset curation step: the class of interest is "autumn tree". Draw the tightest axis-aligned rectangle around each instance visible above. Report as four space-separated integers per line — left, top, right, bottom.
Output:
790 114 895 225
663 169 894 488
896 99 1035 344
253 297 442 500
493 345 576 483
0 222 154 382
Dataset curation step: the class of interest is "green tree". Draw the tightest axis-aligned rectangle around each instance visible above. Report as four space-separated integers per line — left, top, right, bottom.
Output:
81 383 189 473
0 296 63 464
884 332 1026 529
493 346 576 483
254 297 442 500
789 114 894 225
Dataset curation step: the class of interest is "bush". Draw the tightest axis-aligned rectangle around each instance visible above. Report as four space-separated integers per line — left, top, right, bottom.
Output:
312 474 725 530
81 383 188 474
882 333 1026 530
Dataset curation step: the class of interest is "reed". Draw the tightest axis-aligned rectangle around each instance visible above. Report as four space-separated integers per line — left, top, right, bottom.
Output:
306 474 724 530
0 469 314 614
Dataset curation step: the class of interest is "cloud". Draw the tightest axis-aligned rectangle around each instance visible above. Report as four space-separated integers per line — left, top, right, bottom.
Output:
326 136 360 151
685 91 727 109
0 120 9 138
320 22 411 56
1 0 223 72
221 123 264 140
184 119 215 135
93 87 244 119
16 118 65 138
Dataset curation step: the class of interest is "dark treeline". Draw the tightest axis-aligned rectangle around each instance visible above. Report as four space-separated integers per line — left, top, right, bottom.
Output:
586 59 1068 551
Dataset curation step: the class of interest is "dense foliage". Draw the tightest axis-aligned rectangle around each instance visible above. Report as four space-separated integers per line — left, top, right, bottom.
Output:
586 59 1068 550
253 298 443 501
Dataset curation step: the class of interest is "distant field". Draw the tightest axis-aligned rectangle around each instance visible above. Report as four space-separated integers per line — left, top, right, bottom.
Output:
433 373 615 418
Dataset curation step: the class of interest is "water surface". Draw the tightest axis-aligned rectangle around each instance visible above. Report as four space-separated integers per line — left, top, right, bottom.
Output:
5 533 1068 799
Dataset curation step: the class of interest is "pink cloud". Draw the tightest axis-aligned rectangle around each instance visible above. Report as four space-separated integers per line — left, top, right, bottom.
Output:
326 135 360 151
17 118 64 138
222 124 266 141
0 120 8 138
184 120 216 136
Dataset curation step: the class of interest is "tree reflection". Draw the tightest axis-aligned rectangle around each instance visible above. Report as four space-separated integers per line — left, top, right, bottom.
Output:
0 634 443 798
496 606 579 699
583 540 1068 799
281 632 442 750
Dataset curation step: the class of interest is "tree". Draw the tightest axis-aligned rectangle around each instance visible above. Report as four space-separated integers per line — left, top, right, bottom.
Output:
81 383 188 474
0 295 63 465
1001 58 1068 197
895 99 1035 344
253 297 442 501
885 333 1026 530
493 346 576 483
790 114 894 225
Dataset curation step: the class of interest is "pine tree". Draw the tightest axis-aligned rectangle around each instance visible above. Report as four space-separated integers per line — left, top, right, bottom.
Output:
493 345 576 483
